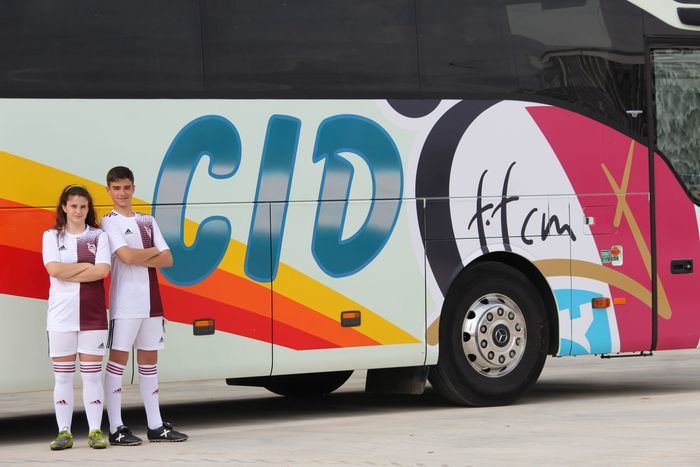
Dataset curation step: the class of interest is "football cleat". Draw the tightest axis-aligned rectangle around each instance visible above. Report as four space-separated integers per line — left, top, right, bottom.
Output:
108 425 142 446
49 430 73 451
147 422 188 442
88 429 107 449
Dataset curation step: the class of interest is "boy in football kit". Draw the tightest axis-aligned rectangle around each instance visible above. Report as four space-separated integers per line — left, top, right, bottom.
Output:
101 166 187 445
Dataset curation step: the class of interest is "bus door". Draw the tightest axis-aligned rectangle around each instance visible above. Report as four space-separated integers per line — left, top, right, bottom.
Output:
569 128 653 355
650 47 700 350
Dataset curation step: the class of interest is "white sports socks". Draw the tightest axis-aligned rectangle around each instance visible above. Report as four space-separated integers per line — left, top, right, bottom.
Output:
105 361 125 434
53 361 75 433
79 361 104 432
138 364 163 430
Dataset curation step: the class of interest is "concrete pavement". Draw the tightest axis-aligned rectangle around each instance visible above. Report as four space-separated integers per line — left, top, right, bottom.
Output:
0 350 699 465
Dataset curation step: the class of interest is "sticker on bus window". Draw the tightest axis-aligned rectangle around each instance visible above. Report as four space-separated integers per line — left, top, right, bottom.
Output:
611 245 623 267
600 249 611 264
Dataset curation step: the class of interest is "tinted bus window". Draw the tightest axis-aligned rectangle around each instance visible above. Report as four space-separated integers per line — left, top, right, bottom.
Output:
0 0 203 96
654 49 700 200
418 0 645 136
417 0 517 95
200 0 419 97
506 0 645 136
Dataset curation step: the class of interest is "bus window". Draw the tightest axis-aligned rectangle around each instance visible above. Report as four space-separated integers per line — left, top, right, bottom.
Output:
200 0 419 97
0 0 203 96
507 0 646 137
417 0 517 96
653 48 700 200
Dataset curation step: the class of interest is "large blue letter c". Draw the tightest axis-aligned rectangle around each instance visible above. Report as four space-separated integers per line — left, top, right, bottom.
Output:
153 115 241 286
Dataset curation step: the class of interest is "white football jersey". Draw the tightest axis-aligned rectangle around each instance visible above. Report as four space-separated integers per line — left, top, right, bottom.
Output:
100 210 169 319
42 226 111 332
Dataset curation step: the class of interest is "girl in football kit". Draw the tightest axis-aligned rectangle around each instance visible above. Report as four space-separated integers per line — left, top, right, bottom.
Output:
42 185 111 450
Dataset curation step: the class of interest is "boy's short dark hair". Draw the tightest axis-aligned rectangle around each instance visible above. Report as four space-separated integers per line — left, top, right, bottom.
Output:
106 166 134 185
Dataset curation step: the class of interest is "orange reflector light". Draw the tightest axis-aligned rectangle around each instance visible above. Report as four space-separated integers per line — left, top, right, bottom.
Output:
591 298 611 309
193 318 215 336
613 297 627 305
340 311 361 327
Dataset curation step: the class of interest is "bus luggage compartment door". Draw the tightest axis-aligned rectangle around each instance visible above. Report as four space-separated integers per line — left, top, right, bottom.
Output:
270 200 426 376
569 193 652 355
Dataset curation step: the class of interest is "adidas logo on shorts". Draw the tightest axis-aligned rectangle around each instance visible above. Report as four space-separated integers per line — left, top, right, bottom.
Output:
98 343 105 349
125 228 133 235
59 245 66 251
159 337 164 343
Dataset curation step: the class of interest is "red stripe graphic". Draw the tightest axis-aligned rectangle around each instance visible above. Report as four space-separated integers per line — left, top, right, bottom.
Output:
0 245 49 300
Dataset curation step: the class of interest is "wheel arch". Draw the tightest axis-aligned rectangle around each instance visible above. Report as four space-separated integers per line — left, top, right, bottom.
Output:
445 251 560 356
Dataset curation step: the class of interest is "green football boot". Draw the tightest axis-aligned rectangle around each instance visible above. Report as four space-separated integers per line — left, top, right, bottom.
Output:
88 429 107 449
49 430 73 451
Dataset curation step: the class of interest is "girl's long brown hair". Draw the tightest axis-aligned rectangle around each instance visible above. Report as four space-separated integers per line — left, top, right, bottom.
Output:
53 185 99 233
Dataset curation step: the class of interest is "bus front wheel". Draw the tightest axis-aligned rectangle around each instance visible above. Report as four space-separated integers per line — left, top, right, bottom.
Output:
429 262 549 406
264 370 353 397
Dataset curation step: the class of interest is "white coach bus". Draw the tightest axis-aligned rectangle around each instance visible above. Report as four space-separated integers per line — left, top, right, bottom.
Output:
1 0 699 406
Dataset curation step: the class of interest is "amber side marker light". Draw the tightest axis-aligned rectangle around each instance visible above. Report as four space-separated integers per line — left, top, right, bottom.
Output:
591 298 611 309
193 318 215 336
613 297 627 305
341 311 361 327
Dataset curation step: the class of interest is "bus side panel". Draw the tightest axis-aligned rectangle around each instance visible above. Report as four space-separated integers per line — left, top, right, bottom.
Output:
528 105 653 353
417 101 576 359
270 200 425 375
654 155 700 350
0 205 54 392
152 203 274 382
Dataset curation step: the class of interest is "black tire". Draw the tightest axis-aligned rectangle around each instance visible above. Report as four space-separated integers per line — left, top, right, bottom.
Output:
429 261 549 406
264 370 353 397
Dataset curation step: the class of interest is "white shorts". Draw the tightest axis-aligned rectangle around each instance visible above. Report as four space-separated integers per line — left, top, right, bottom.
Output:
108 317 165 351
48 330 109 358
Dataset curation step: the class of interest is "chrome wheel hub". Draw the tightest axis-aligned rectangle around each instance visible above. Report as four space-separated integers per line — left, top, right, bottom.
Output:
461 293 527 378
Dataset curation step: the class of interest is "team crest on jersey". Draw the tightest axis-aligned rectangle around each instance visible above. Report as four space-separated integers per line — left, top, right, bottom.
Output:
87 242 97 255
